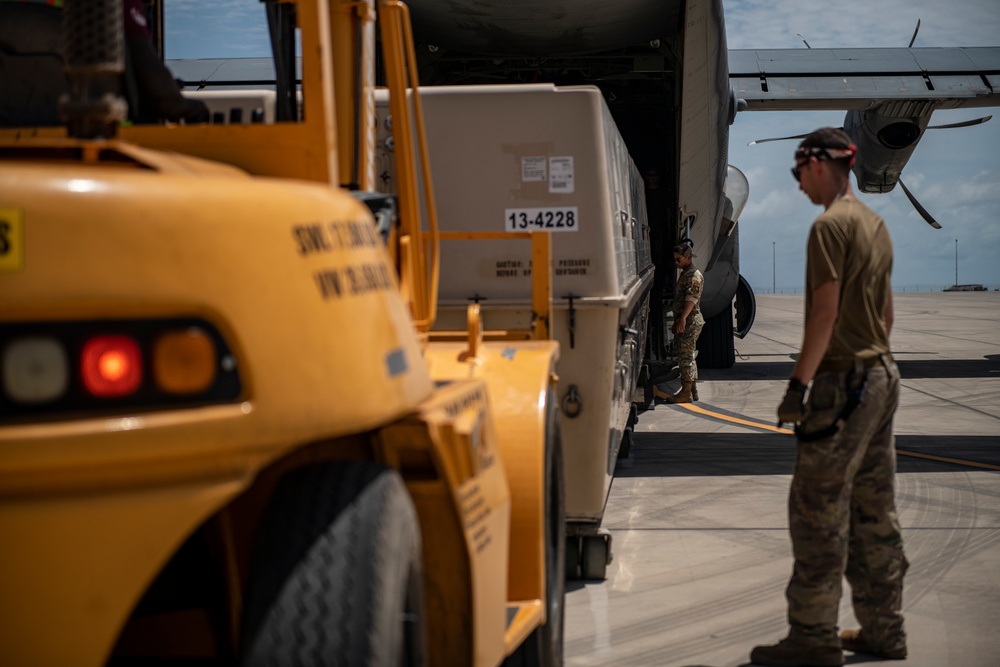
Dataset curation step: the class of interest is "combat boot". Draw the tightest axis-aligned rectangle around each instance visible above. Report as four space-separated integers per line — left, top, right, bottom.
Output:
653 382 693 404
840 629 907 660
749 636 844 666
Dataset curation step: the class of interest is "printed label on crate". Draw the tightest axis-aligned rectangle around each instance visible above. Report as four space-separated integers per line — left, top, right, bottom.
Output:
548 156 574 193
504 207 579 232
521 156 547 182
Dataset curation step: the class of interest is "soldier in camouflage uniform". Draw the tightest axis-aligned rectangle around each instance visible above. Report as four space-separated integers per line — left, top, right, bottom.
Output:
654 240 704 403
751 128 908 667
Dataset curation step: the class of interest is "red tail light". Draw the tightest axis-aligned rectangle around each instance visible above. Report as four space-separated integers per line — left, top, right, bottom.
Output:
81 335 143 397
1 318 242 423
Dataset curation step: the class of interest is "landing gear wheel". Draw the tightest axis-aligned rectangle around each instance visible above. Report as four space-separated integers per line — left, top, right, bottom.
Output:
503 392 565 667
696 302 736 369
242 461 426 667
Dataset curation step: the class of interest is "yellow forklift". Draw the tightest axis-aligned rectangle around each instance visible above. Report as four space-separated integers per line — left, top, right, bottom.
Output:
0 1 563 665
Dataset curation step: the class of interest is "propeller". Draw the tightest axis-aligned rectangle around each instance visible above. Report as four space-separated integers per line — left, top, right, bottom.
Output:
898 178 941 229
747 115 992 145
908 19 921 48
747 133 808 146
928 115 992 130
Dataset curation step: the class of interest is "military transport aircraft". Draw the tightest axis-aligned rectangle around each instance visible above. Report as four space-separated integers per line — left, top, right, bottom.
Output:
396 0 1000 371
163 0 999 375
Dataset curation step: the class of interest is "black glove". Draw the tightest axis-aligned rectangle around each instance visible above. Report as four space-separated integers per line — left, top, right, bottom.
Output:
777 378 808 428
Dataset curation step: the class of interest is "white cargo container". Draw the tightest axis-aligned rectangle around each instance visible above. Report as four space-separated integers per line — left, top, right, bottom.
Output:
375 84 653 579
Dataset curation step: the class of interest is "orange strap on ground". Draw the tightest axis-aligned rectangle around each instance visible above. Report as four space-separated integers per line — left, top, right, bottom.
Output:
675 403 1000 471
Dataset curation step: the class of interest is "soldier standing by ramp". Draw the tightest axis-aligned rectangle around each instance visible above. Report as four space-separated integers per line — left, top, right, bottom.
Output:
655 239 704 403
750 127 908 667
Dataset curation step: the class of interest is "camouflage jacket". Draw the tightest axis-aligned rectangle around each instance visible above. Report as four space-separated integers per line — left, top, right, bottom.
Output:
673 266 704 318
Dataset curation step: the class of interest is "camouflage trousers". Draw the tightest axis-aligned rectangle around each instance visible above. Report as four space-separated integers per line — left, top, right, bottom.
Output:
674 313 704 382
786 360 908 649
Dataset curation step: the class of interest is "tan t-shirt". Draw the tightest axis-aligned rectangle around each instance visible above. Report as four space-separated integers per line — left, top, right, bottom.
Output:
805 197 893 361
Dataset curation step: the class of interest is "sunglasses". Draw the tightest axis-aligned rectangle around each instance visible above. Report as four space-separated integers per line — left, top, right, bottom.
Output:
791 160 809 183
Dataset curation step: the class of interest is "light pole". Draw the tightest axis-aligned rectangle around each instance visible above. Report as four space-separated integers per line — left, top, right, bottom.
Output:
955 238 958 287
772 241 776 294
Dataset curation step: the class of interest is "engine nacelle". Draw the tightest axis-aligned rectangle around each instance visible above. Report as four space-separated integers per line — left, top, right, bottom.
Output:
842 103 933 194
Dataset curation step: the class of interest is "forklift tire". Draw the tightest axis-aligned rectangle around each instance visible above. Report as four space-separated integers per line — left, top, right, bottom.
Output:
504 393 565 667
242 461 426 667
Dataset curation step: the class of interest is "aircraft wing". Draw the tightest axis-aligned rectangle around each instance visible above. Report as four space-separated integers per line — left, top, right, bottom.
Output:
730 47 1000 111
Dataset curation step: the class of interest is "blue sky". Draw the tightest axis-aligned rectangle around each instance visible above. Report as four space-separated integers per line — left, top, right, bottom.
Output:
164 0 1000 291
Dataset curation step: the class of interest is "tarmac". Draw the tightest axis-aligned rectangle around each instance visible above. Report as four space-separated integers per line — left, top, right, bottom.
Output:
564 292 1000 667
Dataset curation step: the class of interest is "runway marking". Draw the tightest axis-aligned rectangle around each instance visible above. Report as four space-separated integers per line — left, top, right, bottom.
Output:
676 403 1000 471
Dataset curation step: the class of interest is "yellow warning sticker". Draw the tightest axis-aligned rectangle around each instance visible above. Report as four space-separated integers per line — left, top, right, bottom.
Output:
0 207 24 272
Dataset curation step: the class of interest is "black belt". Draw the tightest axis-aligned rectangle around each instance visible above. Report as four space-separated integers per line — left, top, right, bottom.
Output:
796 354 891 442
816 354 892 374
